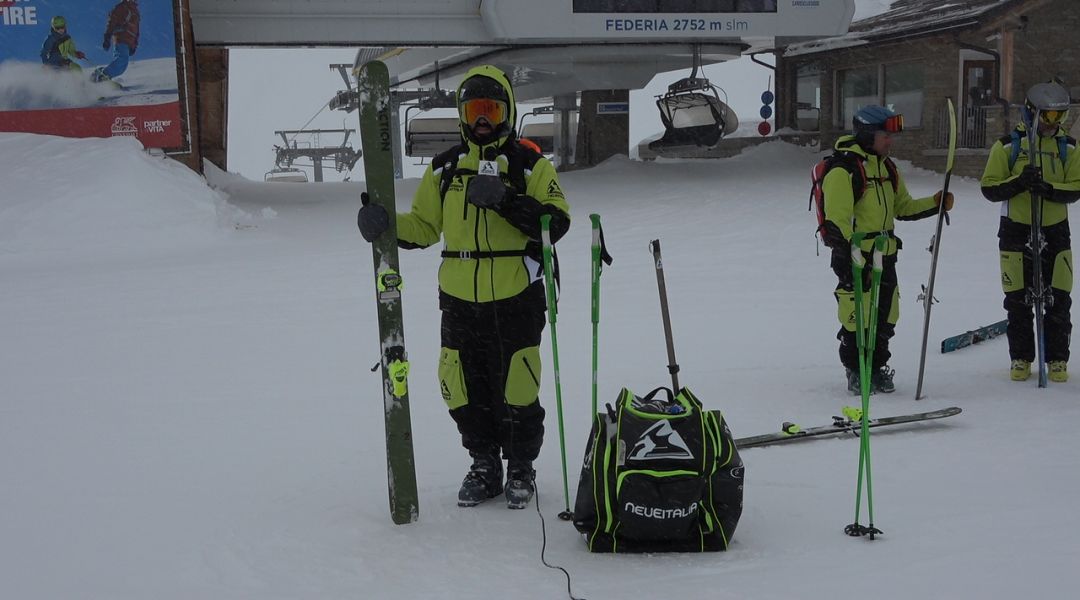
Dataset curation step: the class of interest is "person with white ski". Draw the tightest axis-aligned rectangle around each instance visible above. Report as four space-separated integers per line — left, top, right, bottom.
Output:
357 65 571 509
820 105 953 394
980 81 1079 383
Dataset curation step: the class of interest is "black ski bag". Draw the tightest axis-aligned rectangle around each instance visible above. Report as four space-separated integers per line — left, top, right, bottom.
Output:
572 386 744 552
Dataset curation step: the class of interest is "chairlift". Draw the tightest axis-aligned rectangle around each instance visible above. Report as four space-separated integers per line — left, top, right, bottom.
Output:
518 105 557 154
264 167 309 183
649 46 738 151
405 115 461 158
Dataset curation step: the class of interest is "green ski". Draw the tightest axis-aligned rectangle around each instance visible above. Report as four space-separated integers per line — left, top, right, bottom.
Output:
357 59 419 525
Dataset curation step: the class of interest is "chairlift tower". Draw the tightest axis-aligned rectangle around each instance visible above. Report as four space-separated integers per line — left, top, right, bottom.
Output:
272 129 361 182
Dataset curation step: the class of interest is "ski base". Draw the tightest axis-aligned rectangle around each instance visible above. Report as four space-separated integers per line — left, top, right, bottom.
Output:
735 407 962 449
941 320 1008 353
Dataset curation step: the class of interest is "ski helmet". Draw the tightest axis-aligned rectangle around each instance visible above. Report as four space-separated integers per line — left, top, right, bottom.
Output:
458 74 511 144
852 105 903 150
51 15 66 30
1023 81 1071 128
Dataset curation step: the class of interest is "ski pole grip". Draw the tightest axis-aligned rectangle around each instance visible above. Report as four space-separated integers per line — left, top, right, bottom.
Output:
850 232 866 268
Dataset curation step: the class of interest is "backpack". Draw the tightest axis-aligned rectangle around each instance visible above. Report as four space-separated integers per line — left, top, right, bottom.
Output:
809 151 898 246
572 386 744 553
1004 130 1071 171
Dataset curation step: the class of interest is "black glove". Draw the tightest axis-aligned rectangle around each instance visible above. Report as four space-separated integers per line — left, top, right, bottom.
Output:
357 192 389 242
1018 165 1043 189
1030 179 1055 198
103 38 110 51
466 173 514 209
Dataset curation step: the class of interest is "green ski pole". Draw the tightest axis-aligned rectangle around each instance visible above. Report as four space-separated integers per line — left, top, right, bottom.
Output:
845 234 887 540
589 214 612 417
540 214 572 520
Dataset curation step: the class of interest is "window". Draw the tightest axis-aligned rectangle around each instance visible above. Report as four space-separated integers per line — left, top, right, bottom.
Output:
884 62 924 127
838 66 879 128
836 62 925 129
796 64 822 130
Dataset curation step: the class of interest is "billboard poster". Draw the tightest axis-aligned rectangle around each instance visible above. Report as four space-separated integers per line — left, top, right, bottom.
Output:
0 0 183 148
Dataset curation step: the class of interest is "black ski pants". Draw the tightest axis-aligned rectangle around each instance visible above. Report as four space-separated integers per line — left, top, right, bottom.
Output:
832 247 899 372
439 284 546 463
999 218 1072 362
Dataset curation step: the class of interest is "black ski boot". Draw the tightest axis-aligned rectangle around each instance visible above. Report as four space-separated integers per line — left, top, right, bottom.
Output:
846 368 861 395
871 366 896 394
457 453 503 507
504 460 536 509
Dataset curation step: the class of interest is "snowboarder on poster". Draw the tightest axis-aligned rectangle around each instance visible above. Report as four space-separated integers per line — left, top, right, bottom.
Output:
980 80 1079 383
356 65 571 509
93 0 140 83
819 105 952 394
40 16 86 72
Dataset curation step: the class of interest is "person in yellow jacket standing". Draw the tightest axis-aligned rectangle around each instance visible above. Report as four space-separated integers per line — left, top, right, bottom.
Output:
357 65 571 509
820 105 952 394
980 81 1079 383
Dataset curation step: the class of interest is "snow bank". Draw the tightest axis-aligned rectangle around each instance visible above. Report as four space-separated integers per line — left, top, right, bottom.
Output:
0 133 231 257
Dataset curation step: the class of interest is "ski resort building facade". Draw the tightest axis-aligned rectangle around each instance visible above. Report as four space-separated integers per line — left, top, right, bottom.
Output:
776 0 1080 177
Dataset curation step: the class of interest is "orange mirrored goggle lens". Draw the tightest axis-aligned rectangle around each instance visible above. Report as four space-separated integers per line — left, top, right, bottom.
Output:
1040 109 1066 125
883 114 904 133
462 98 507 126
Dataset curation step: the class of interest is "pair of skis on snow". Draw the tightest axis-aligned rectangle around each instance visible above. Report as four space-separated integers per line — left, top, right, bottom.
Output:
356 61 964 525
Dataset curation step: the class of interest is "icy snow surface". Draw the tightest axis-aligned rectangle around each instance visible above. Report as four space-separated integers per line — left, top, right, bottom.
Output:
1 132 1077 599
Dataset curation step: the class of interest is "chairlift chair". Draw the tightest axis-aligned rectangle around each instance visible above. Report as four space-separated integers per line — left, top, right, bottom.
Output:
649 46 738 151
264 167 308 183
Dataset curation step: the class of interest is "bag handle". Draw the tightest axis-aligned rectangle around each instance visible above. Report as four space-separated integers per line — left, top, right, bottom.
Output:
640 386 674 403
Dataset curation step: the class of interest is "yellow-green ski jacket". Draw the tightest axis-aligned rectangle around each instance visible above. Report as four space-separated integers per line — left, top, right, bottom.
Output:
822 135 938 255
396 66 571 303
980 125 1080 225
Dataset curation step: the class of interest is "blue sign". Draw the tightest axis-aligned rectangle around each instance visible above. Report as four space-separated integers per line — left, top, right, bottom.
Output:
597 101 629 115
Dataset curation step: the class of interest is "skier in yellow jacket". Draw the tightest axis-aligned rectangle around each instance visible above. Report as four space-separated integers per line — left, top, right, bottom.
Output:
358 65 570 509
980 81 1079 383
820 105 952 394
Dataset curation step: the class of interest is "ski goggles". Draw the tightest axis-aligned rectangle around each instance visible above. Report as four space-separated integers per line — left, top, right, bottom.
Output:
461 98 508 127
881 113 904 133
1039 109 1067 125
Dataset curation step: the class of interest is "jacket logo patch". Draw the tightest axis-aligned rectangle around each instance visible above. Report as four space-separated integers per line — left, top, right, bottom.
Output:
547 179 565 200
478 160 499 176
627 420 693 461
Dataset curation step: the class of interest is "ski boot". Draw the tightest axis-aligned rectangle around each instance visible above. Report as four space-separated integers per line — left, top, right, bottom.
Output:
871 366 896 394
1010 359 1032 381
845 368 861 395
457 453 503 507
504 460 535 510
1049 361 1068 383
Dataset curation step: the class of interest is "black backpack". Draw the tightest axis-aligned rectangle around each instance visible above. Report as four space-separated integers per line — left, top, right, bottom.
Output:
572 387 744 552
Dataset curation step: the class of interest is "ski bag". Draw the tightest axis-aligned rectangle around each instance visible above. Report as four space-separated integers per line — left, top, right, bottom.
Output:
572 386 744 552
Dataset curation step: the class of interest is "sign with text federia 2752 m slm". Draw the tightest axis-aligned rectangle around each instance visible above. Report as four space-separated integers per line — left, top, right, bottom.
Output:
0 0 183 148
482 0 854 41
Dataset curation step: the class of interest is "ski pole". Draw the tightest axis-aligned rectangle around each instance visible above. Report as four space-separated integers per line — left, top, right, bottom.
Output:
915 98 957 400
846 234 886 540
540 215 572 519
590 214 612 417
648 239 680 392
1026 110 1050 388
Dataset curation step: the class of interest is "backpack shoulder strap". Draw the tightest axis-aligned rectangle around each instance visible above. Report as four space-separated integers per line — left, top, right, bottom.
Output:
1007 130 1023 171
830 151 869 200
433 144 465 202
504 139 542 195
1057 135 1072 165
882 157 900 193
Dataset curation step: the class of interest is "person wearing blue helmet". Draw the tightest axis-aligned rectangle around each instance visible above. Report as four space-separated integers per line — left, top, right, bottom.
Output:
819 105 953 394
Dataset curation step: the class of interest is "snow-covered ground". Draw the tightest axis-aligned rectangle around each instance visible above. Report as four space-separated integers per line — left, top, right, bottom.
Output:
2 132 1077 600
